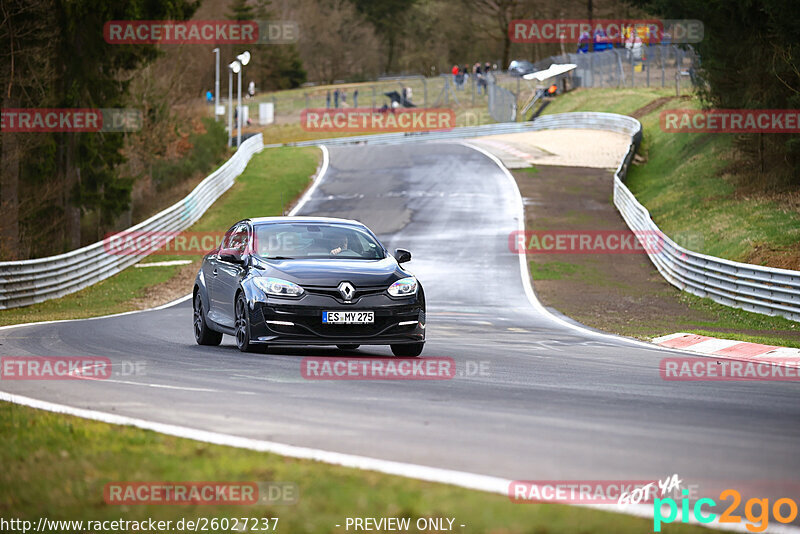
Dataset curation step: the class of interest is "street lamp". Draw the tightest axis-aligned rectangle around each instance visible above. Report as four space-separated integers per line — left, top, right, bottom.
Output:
228 60 240 148
213 48 220 122
235 51 251 148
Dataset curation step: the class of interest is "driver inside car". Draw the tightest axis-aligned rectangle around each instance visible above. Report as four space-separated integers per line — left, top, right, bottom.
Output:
330 236 348 255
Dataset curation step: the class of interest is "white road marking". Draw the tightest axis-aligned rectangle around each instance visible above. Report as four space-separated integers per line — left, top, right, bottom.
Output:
0 391 789 533
685 338 742 354
0 294 192 331
3 141 796 533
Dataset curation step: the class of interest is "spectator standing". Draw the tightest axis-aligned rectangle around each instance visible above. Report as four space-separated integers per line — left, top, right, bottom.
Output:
484 62 493 88
326 90 331 108
353 89 359 107
334 89 339 108
342 89 347 106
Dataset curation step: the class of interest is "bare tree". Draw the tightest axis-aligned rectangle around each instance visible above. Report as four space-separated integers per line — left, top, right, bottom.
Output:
0 0 55 259
295 0 381 83
463 0 534 68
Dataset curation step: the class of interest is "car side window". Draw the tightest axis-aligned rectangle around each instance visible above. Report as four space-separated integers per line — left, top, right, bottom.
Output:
227 223 250 254
220 223 249 257
220 224 237 254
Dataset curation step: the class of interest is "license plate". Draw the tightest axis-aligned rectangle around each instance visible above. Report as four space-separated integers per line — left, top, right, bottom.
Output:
322 311 374 324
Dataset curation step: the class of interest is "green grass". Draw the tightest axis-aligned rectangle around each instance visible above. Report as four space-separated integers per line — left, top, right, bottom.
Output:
542 87 675 116
259 104 498 146
151 118 229 192
0 401 712 534
626 102 800 262
0 147 321 327
544 87 800 264
518 166 540 174
192 147 319 231
529 260 584 280
524 87 800 340
0 265 184 326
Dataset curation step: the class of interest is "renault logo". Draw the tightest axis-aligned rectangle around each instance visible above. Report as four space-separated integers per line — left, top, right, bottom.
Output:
338 281 355 301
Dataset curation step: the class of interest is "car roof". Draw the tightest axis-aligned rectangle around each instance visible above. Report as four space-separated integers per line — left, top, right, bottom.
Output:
247 216 364 227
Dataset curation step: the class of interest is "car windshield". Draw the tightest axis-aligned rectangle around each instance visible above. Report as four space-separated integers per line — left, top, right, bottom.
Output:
253 223 385 260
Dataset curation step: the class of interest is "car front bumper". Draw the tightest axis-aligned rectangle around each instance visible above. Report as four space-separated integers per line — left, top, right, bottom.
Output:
247 292 425 346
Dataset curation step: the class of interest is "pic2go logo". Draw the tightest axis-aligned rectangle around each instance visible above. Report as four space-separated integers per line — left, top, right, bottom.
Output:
654 489 799 532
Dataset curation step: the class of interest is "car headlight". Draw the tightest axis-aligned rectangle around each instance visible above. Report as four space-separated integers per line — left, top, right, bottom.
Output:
253 277 304 297
387 277 417 297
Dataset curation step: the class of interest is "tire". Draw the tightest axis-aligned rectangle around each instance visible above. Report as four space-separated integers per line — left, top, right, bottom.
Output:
390 342 424 357
234 293 254 353
336 344 360 350
193 293 222 346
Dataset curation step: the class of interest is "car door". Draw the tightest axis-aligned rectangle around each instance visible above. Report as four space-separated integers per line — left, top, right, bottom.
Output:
204 225 235 325
214 222 250 327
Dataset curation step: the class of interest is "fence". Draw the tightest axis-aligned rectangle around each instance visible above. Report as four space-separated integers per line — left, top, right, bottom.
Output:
532 113 800 323
4 112 797 322
279 114 800 323
0 134 264 310
523 44 698 90
488 78 517 123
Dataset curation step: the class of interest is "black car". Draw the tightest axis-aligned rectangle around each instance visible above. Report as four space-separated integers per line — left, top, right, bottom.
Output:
192 217 426 356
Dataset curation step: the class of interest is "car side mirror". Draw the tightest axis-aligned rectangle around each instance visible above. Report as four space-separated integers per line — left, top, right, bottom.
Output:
219 249 246 264
394 248 412 264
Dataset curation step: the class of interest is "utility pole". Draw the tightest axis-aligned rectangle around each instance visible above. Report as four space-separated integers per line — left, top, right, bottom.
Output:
213 48 220 121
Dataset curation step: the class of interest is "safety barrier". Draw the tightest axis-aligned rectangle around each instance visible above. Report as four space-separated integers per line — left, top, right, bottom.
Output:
282 112 800 322
0 134 264 310
4 112 798 322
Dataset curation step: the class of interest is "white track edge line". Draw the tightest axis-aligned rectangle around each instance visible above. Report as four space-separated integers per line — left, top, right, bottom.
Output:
0 294 193 332
1 142 795 533
461 141 667 352
288 145 329 216
1 390 782 533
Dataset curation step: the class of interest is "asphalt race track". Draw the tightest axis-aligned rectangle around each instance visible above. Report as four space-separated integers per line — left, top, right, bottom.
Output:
2 142 799 507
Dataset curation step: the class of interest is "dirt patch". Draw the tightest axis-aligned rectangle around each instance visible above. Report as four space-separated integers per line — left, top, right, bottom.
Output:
745 243 800 271
471 129 631 169
515 165 800 342
126 260 200 310
629 95 689 119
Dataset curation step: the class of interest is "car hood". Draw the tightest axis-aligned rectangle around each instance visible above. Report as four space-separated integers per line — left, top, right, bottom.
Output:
253 256 406 287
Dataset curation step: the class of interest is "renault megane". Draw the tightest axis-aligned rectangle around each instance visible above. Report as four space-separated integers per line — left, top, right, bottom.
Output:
192 217 425 356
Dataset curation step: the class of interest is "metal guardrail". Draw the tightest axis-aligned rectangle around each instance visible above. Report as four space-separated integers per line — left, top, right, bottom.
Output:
0 134 264 310
3 112 798 322
280 112 800 322
542 113 800 323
